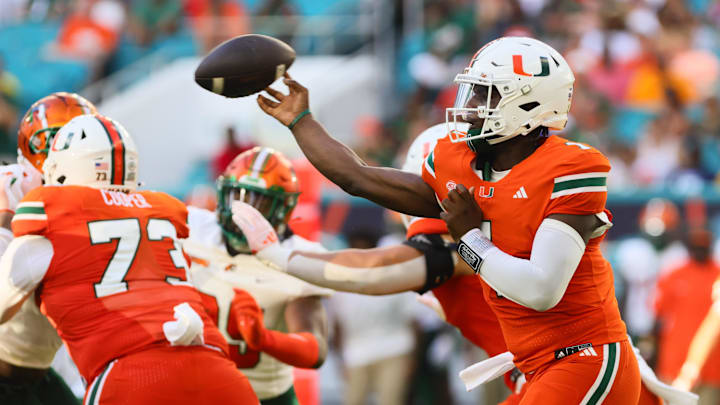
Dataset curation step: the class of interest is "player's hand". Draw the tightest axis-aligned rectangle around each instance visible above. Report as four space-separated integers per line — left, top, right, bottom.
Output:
440 184 483 240
230 288 266 350
0 164 40 212
231 201 279 253
256 73 310 128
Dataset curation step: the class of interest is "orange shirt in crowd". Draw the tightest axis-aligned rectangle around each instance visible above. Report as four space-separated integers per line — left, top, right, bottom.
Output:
654 259 720 384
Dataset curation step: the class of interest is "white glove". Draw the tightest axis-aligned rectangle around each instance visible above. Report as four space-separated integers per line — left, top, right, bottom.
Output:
162 302 205 346
231 201 291 271
0 164 41 212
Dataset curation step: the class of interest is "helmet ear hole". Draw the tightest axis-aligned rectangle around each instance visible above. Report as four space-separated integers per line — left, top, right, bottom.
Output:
57 175 66 184
519 102 540 111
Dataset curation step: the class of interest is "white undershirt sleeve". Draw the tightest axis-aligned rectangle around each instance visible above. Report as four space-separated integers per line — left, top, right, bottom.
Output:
0 228 13 258
460 218 585 311
0 235 54 322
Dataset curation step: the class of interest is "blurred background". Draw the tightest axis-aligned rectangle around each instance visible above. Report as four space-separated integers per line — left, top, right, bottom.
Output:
2 0 720 404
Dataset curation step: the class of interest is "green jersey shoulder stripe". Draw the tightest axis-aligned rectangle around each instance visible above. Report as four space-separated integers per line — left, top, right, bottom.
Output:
15 206 45 215
551 172 607 199
425 150 436 178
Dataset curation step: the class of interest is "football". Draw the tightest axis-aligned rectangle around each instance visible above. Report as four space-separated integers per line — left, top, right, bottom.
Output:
194 34 296 98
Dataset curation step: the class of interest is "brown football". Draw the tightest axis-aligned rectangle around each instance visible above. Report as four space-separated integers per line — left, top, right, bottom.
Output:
194 34 296 98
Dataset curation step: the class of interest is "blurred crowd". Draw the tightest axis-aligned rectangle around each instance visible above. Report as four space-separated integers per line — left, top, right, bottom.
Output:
377 0 720 196
4 0 720 403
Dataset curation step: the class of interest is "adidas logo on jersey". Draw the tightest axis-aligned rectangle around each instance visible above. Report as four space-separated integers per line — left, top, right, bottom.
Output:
554 343 593 360
578 347 598 357
512 187 528 199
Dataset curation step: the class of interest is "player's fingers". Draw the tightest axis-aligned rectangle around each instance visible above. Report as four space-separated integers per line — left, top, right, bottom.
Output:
455 184 471 201
283 76 307 92
256 95 279 110
440 197 456 212
446 188 461 204
263 86 285 101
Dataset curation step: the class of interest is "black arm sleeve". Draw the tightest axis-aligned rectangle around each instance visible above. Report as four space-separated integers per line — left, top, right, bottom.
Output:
402 233 456 294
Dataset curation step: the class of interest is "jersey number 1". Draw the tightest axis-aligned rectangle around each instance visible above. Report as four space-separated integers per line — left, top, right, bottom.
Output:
88 218 191 298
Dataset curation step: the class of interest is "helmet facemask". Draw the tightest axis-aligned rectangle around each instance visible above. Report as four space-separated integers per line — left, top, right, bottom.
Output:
217 177 299 254
446 72 519 150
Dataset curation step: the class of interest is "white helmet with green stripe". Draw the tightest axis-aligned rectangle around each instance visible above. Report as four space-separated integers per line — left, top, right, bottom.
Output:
43 114 139 192
446 36 574 152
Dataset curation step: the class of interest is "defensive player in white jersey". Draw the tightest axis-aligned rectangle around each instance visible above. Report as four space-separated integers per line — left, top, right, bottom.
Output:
0 92 97 405
183 146 331 405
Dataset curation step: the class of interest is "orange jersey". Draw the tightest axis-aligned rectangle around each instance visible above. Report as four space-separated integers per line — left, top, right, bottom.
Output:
406 217 507 358
654 260 720 383
12 185 229 382
422 135 627 372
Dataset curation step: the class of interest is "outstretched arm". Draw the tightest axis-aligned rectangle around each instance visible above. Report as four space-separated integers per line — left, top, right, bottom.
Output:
231 202 462 295
256 74 441 218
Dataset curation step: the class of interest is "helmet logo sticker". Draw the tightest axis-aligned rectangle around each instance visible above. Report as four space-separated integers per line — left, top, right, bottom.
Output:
51 131 75 151
512 55 549 77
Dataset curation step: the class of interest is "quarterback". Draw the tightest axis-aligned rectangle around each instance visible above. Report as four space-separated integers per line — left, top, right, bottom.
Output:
0 92 96 405
0 114 258 404
233 123 696 405
183 146 331 404
257 37 640 403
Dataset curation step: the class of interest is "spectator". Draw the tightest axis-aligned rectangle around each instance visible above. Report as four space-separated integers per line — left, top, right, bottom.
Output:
211 126 255 178
254 0 298 47
185 0 250 53
654 228 720 403
53 0 124 78
127 0 182 47
0 56 18 155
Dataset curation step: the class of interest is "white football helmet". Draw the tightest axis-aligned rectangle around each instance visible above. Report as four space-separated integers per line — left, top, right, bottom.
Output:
446 37 575 148
43 114 139 191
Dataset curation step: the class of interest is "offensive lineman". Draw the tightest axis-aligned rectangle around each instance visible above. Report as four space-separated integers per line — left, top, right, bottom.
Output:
0 114 258 404
256 37 640 403
0 92 97 405
183 146 331 404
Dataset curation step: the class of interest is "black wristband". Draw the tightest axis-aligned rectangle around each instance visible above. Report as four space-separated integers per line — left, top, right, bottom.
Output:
403 233 455 294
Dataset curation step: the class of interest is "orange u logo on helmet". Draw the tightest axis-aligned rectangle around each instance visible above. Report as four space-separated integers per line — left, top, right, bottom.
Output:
512 55 550 77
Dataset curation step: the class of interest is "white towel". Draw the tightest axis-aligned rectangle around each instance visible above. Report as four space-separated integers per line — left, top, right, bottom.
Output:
162 302 205 346
634 345 698 405
459 351 515 392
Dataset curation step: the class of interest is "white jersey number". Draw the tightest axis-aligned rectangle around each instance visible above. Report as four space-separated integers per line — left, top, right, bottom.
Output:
90 218 190 298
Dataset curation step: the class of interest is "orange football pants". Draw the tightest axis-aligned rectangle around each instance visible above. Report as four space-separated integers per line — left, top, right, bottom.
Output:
518 340 641 405
83 346 258 405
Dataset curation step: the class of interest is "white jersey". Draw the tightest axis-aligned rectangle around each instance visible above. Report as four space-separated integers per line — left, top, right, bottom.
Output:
0 227 61 369
184 207 332 400
615 237 688 336
0 293 61 369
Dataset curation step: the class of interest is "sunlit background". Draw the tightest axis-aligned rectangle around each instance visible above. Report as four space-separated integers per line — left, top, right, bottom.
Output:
2 0 720 404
